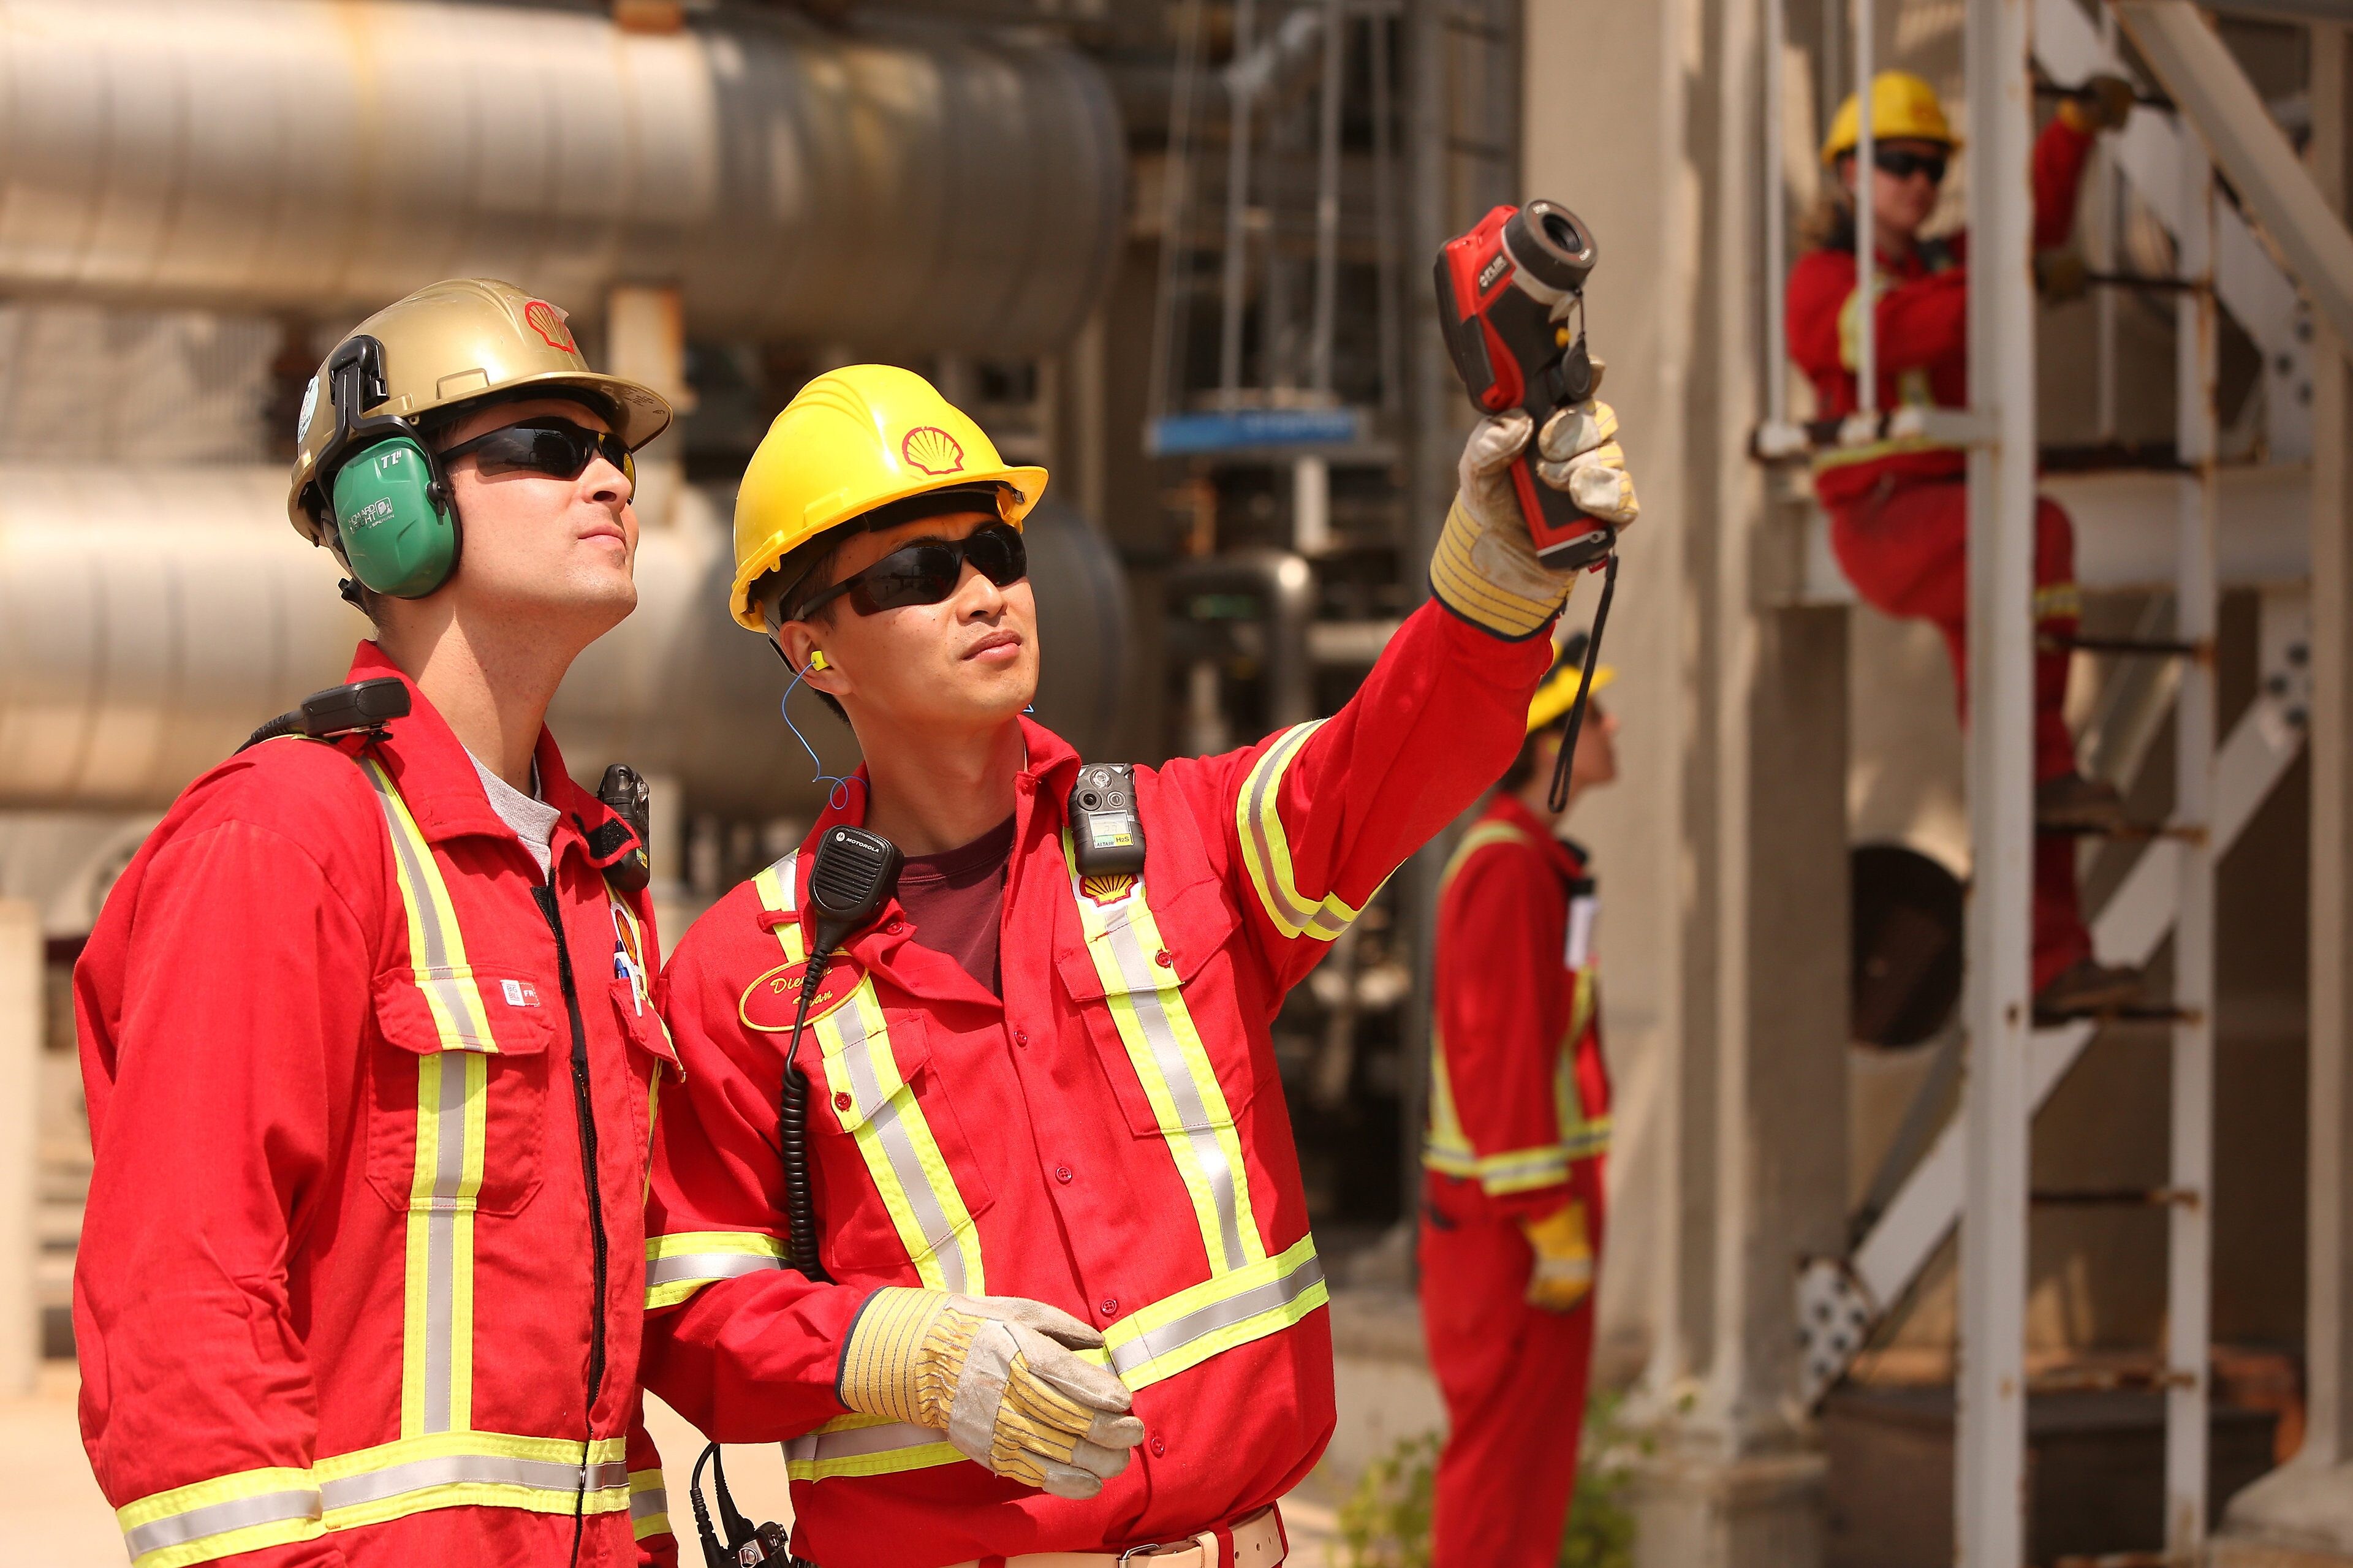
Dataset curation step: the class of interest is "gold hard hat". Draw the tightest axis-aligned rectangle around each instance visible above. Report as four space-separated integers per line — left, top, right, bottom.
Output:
287 278 673 543
729 364 1048 632
1822 70 1960 165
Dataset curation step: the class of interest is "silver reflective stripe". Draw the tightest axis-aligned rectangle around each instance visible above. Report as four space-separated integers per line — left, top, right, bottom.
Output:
320 1453 629 1512
1093 895 1248 1273
645 1251 787 1289
786 1420 945 1465
1107 1251 1327 1379
833 990 970 1293
422 1049 470 1433
122 1488 322 1559
1243 724 1349 939
630 1486 669 1522
362 763 492 1050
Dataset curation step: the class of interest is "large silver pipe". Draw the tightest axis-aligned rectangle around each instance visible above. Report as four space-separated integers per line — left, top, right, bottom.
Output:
0 0 1122 354
0 474 1127 816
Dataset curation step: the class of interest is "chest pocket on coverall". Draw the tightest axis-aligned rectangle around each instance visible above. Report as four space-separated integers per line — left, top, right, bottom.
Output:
365 964 557 1218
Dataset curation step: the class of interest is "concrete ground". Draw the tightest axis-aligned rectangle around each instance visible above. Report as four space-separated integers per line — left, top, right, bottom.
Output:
16 1363 1356 1567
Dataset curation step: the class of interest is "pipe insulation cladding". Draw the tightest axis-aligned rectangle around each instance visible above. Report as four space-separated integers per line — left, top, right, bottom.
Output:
0 475 1129 814
0 0 1124 353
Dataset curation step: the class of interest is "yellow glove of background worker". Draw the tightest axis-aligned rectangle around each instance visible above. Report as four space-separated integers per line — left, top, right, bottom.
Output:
2059 72 2138 134
838 1287 1146 1499
1521 1200 1596 1313
1430 371 1641 640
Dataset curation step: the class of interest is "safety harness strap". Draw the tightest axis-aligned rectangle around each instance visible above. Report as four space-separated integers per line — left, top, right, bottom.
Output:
1064 832 1265 1278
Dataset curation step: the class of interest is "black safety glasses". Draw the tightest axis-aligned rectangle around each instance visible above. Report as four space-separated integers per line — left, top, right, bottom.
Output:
1873 147 1948 184
439 419 635 490
797 521 1028 618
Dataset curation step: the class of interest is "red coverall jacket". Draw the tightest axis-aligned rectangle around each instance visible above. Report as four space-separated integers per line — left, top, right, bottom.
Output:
643 599 1552 1568
1423 794 1610 1225
1786 115 2093 505
75 643 680 1568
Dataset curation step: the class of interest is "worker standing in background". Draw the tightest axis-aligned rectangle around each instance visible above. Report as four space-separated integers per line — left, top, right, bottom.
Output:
1786 69 2143 1017
74 280 680 1568
638 367 1639 1568
1419 636 1618 1568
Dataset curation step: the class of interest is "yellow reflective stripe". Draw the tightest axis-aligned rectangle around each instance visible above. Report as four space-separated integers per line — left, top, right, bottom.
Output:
1809 431 1962 474
1439 820 1538 894
1064 837 1265 1276
813 979 985 1295
1423 1037 1473 1166
2035 583 2082 622
785 1412 964 1482
753 852 808 965
643 1231 790 1310
118 1468 322 1568
1837 280 1870 371
316 1432 631 1534
1085 1234 1325 1391
360 758 484 1439
791 1240 1328 1481
629 1469 670 1541
1235 721 1362 942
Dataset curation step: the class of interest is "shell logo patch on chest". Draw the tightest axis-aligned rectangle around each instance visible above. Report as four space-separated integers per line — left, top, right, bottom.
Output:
738 957 866 1034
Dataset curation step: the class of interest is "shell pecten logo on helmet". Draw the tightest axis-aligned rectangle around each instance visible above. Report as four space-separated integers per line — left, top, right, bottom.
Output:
728 364 1048 632
523 298 577 352
901 426 966 477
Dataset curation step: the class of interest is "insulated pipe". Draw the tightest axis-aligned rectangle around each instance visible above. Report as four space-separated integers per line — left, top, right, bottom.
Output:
0 0 1122 354
0 475 1127 815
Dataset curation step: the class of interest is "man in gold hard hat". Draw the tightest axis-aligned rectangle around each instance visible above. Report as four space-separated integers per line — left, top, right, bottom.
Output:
640 362 1640 1568
75 278 683 1568
1789 69 2145 1017
1420 632 1618 1568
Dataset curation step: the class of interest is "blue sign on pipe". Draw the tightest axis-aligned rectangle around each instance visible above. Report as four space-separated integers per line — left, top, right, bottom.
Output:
1148 407 1363 456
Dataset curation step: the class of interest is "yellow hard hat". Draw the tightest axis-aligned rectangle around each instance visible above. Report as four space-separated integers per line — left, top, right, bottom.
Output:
1528 632 1614 735
729 365 1048 632
287 278 672 544
1822 71 1960 165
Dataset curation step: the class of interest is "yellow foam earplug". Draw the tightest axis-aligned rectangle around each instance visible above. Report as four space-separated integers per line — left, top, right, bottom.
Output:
807 650 830 673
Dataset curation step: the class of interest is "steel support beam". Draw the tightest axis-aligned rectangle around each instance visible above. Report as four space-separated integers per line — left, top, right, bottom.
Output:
1955 0 2036 1562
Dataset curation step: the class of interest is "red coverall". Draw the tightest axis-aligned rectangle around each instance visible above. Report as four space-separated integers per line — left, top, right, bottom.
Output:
74 643 679 1568
1420 795 1612 1568
643 600 1552 1568
1786 115 2096 991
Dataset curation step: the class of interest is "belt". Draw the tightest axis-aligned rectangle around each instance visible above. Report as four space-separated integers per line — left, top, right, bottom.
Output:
938 1504 1286 1568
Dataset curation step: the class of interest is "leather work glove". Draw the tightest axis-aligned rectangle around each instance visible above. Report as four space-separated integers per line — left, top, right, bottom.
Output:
2035 249 2090 303
2061 72 2138 134
1430 366 1640 641
837 1287 1146 1499
1521 1200 1596 1313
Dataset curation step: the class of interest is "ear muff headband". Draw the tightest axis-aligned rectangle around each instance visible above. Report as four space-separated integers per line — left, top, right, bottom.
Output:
317 335 461 600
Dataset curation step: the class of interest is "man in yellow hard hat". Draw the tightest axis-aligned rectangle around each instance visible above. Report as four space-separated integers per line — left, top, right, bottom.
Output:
1420 632 1617 1568
639 363 1640 1567
1789 69 2145 1018
75 278 683 1568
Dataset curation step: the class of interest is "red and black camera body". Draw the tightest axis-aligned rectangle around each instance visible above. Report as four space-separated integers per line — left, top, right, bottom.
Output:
1434 200 1610 570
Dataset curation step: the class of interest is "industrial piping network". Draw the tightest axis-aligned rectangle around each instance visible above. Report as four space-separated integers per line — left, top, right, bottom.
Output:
0 0 1134 817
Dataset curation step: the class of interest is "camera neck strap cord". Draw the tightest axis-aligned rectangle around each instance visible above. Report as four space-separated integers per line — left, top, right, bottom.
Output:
1547 550 1619 816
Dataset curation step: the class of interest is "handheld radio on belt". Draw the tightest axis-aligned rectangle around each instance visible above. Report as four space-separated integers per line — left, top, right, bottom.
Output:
693 825 904 1568
1434 199 1621 811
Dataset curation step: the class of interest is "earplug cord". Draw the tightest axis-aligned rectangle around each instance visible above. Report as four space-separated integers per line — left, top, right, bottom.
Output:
770 643 867 813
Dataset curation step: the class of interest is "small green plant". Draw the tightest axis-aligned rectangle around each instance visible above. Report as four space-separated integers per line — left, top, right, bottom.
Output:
1337 1395 1640 1568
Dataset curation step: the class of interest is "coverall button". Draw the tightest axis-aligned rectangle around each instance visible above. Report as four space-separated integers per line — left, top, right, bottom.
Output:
1014 1028 1030 1047
1150 1435 1166 1457
1154 948 1174 968
1055 1164 1074 1184
834 1091 853 1112
885 919 905 935
1099 1297 1119 1317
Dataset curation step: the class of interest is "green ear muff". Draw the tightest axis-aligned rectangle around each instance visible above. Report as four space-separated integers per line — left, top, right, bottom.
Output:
332 436 458 599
